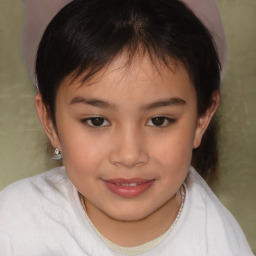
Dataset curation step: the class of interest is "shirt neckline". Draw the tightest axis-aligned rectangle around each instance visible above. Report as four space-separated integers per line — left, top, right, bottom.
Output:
71 177 189 255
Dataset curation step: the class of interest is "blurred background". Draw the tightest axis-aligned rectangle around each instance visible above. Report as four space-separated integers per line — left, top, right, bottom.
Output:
0 0 255 251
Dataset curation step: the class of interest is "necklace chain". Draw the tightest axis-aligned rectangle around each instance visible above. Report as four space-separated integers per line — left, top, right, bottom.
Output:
78 185 186 253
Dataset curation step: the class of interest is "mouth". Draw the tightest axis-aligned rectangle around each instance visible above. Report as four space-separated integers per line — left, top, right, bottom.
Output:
102 178 155 197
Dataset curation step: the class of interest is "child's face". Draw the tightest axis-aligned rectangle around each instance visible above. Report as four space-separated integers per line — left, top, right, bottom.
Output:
39 55 211 223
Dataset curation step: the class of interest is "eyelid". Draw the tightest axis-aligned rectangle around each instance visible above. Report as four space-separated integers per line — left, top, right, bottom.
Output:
146 116 176 127
81 116 110 128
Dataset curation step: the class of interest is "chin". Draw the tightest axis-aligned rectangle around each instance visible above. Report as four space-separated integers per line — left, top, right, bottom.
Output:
105 204 156 222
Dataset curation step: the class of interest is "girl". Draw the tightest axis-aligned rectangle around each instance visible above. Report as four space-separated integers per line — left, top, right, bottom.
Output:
0 0 253 255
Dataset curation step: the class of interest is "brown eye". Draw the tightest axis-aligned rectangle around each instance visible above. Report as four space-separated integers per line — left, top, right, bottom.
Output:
151 117 165 126
90 117 105 126
83 117 110 127
147 116 176 127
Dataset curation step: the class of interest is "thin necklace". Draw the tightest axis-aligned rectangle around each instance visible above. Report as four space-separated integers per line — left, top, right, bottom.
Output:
78 186 185 254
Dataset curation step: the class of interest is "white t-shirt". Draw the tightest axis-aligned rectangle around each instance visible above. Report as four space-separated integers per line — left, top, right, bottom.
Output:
0 166 253 256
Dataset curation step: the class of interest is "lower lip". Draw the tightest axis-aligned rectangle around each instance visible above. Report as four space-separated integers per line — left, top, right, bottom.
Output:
103 180 155 197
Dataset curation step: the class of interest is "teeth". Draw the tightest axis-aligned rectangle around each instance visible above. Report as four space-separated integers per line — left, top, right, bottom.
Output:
128 183 138 187
119 183 139 187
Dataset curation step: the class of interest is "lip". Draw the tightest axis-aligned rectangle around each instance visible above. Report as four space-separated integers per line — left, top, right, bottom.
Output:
102 178 155 197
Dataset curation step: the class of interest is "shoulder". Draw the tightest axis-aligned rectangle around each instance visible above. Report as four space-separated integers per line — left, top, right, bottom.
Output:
0 166 68 201
0 166 73 226
185 167 253 255
0 167 113 255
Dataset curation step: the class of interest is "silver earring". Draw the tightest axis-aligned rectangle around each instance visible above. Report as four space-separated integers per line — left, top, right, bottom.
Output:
52 148 62 160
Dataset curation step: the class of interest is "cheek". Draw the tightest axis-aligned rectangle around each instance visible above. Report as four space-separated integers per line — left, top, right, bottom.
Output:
61 139 107 196
152 127 195 172
59 129 109 179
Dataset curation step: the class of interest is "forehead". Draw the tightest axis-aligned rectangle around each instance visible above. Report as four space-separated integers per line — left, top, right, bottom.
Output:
58 54 196 105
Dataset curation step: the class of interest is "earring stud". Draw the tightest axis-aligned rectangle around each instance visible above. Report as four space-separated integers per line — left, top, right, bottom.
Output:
52 148 62 160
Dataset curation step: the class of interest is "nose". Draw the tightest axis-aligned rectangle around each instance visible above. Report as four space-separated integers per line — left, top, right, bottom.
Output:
109 127 149 169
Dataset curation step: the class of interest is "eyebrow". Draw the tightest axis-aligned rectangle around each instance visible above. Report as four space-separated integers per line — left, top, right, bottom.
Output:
69 97 116 109
141 97 186 110
69 97 186 109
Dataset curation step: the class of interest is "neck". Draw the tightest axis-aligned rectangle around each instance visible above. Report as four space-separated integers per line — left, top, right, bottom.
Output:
79 188 184 247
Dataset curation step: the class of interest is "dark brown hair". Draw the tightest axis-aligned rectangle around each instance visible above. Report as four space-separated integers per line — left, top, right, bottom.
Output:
36 0 221 179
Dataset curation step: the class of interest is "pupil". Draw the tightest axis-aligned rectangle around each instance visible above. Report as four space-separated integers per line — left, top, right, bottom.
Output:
91 117 104 126
152 117 165 126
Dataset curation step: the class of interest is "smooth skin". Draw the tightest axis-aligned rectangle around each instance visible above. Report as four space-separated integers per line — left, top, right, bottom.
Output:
35 54 219 247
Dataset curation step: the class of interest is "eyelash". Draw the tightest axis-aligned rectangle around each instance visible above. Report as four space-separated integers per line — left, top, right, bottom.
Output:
146 116 176 128
81 117 110 128
81 116 176 128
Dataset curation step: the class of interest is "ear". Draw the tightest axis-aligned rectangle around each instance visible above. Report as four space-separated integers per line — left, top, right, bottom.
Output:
193 91 220 149
34 93 62 150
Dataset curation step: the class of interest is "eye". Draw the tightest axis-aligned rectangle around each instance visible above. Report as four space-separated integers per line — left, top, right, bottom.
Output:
146 116 176 127
82 117 110 127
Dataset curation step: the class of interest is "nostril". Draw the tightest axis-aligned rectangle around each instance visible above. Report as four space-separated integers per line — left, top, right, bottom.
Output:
109 131 149 168
109 148 149 168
